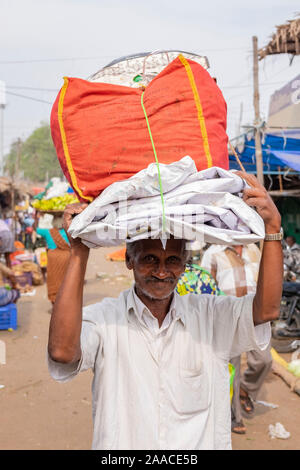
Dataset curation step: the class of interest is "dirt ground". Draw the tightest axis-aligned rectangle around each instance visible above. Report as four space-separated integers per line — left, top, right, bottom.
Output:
0 247 299 451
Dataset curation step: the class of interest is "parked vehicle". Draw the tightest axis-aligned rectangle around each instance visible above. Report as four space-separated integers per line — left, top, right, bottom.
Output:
272 281 300 352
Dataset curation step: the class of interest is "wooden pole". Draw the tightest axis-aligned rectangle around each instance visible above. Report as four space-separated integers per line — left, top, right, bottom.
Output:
11 138 21 240
238 101 243 136
252 36 264 187
15 138 21 180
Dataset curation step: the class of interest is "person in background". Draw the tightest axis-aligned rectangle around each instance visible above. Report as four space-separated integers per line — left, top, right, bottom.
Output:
285 235 300 251
0 261 20 306
23 212 35 250
201 243 273 435
34 212 71 309
283 235 300 281
0 219 15 268
14 214 22 243
176 262 224 297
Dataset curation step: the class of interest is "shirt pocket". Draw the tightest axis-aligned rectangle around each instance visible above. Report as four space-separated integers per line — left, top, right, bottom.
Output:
178 367 211 413
166 366 211 415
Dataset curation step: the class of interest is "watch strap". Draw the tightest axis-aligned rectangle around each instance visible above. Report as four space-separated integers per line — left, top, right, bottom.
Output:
264 227 284 241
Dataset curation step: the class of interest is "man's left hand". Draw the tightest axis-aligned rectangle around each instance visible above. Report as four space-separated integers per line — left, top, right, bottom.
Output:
235 171 281 234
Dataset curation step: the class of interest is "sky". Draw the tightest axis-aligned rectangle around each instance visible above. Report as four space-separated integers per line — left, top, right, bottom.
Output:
0 0 299 167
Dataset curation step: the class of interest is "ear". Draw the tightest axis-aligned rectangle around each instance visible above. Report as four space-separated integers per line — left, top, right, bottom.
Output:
125 251 133 270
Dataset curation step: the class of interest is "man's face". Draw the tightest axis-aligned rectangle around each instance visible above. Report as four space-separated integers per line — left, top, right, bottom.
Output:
286 237 294 248
126 238 187 301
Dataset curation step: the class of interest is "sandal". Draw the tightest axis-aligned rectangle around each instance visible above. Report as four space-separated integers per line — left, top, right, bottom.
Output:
240 394 254 414
231 419 246 434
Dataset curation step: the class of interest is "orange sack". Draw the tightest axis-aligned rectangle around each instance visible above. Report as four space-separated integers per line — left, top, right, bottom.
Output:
50 54 229 202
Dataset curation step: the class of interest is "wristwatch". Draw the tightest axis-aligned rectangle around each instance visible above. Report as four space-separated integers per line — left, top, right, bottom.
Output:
264 227 284 241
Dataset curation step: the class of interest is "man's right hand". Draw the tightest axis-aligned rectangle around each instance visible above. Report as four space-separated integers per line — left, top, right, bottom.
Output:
63 202 89 252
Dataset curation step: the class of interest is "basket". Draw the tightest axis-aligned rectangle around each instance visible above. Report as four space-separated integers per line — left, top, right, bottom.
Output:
0 303 17 330
36 210 64 215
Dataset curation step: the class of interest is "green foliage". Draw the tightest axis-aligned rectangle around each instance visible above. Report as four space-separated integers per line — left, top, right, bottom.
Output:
4 122 63 182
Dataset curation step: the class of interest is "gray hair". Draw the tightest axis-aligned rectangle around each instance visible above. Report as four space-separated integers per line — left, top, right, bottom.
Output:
126 241 137 260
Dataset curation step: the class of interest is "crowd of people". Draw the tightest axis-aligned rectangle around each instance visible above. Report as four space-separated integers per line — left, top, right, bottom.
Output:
0 209 70 310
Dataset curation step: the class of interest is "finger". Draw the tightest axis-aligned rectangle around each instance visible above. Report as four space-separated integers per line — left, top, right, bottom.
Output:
63 204 88 223
235 171 262 189
63 203 88 231
243 197 266 208
243 187 266 200
65 203 88 214
62 210 75 230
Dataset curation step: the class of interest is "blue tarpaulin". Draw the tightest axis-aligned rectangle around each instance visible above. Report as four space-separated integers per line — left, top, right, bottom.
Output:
229 133 300 174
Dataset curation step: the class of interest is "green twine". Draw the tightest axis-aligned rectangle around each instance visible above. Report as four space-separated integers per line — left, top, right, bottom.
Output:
140 91 166 232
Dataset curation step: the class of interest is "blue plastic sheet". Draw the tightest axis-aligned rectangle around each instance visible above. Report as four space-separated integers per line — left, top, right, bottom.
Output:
229 133 300 173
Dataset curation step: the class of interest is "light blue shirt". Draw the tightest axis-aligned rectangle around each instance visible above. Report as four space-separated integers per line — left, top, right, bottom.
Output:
36 228 70 250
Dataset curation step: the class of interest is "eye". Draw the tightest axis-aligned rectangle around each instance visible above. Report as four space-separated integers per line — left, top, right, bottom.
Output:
167 256 182 265
143 254 157 263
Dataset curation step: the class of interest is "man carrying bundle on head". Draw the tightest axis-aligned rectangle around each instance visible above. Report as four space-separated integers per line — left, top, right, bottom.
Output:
47 172 283 450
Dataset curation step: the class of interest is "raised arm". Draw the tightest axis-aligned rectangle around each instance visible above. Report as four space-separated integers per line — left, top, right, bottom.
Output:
236 172 283 325
48 203 89 364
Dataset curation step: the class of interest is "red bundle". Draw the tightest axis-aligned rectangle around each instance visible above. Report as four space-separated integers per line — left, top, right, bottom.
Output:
51 54 228 202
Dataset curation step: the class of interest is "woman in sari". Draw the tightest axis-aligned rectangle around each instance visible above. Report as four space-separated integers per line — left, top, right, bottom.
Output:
35 213 71 308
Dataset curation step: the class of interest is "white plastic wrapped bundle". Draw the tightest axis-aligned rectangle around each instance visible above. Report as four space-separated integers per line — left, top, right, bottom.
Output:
68 157 265 248
88 50 209 88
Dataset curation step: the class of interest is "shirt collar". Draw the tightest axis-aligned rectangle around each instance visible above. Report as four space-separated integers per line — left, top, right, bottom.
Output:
126 284 185 326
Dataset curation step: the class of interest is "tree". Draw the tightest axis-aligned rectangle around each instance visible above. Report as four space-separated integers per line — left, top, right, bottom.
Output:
4 122 63 182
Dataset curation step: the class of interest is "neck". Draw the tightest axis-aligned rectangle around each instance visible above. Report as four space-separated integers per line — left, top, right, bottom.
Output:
233 246 243 256
134 285 173 327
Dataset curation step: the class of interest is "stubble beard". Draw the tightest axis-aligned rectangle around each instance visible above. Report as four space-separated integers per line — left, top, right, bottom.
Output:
136 279 177 301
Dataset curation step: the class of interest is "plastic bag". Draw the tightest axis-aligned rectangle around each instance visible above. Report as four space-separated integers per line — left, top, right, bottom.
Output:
287 349 300 377
269 423 290 439
68 157 265 248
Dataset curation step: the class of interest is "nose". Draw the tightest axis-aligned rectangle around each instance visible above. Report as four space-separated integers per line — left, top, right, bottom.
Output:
152 261 171 279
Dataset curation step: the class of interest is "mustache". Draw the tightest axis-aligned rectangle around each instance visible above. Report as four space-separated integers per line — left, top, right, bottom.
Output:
145 277 175 284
